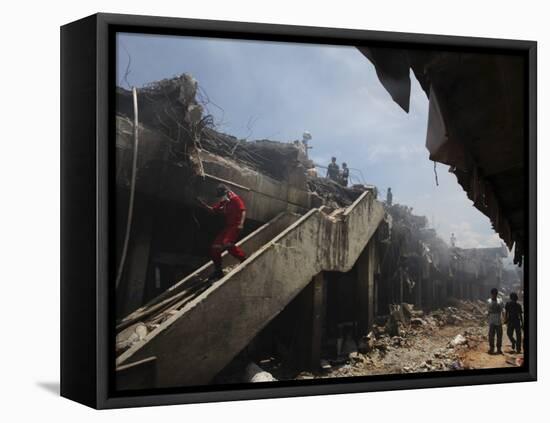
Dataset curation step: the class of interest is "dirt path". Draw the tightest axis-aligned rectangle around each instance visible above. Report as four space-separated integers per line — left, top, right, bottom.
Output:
458 325 524 370
296 302 524 380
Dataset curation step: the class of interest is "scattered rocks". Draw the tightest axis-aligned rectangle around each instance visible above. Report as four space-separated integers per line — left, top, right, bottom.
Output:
449 360 464 370
320 359 332 370
411 317 426 326
303 300 495 380
295 371 315 380
358 331 375 353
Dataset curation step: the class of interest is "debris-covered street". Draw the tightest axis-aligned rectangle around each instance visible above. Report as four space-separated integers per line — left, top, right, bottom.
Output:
260 300 523 381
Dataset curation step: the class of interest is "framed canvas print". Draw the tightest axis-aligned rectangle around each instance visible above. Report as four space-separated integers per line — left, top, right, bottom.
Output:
60 13 537 409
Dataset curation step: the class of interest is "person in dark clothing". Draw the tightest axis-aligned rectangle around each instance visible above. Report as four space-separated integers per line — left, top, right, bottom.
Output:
326 157 340 181
487 287 504 355
505 292 523 353
198 184 247 280
386 187 393 206
341 162 349 187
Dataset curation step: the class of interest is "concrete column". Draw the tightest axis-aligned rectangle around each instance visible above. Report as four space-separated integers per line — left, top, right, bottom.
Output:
422 275 431 310
310 273 325 369
441 279 448 306
295 272 326 370
398 268 404 305
357 240 375 335
117 196 155 318
373 273 380 317
416 277 423 309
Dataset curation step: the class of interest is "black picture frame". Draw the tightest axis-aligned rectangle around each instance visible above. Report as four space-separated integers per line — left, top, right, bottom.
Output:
60 12 537 409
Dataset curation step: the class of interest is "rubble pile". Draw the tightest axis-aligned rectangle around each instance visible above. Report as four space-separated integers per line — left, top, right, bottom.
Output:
200 131 303 180
307 176 364 207
429 300 487 326
314 300 492 378
117 74 305 180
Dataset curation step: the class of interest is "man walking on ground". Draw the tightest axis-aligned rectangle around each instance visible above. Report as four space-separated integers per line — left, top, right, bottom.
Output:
198 184 247 281
505 292 524 353
327 157 340 182
487 287 504 355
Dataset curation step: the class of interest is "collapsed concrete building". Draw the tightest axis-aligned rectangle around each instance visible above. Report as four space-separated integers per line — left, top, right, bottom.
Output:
378 204 509 314
114 75 386 389
114 44 525 389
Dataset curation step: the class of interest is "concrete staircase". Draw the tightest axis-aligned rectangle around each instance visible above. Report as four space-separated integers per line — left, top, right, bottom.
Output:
116 189 385 389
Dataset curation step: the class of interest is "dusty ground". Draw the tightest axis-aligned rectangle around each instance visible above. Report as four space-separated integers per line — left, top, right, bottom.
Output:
294 300 524 380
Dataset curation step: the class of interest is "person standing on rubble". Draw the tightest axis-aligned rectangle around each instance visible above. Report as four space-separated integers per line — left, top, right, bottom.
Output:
487 288 504 355
341 162 349 187
386 187 393 206
505 292 523 353
197 184 247 281
327 157 340 182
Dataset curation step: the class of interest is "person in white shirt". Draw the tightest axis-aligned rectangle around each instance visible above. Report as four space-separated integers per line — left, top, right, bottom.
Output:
487 288 504 355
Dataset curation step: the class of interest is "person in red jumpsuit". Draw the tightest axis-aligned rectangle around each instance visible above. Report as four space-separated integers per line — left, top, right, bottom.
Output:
198 184 247 280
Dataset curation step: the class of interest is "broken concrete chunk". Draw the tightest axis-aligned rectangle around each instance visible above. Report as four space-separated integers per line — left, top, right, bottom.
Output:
245 363 277 383
410 317 426 326
115 322 149 355
449 334 467 348
320 359 332 370
135 323 148 340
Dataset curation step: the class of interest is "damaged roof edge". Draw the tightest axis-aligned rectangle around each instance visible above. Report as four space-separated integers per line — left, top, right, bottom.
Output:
356 46 525 265
357 47 412 113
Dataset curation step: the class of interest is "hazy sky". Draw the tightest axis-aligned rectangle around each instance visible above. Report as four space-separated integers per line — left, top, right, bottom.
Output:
117 32 505 250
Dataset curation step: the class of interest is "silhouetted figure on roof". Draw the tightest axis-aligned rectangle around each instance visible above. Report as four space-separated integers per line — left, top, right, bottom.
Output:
327 157 340 182
302 131 312 158
341 162 349 187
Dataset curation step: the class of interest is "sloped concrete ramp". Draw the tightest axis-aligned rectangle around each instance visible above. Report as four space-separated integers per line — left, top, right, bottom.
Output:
116 189 384 389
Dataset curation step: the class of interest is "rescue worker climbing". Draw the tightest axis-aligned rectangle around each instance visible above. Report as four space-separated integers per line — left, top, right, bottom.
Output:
198 184 247 280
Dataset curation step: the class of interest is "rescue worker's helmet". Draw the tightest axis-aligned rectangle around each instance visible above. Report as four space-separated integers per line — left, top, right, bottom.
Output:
216 184 229 197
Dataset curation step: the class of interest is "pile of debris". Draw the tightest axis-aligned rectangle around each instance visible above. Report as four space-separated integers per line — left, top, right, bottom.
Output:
200 131 304 181
310 300 493 378
430 300 487 326
307 176 365 208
